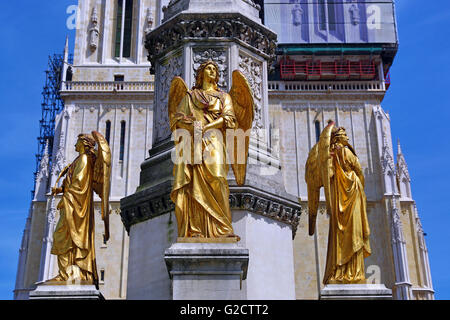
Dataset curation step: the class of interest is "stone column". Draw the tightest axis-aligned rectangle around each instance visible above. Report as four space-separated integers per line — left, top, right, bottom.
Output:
120 0 301 300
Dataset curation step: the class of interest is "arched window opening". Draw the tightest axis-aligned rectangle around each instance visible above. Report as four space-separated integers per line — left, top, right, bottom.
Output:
119 121 126 161
315 120 321 143
115 0 134 59
105 120 111 145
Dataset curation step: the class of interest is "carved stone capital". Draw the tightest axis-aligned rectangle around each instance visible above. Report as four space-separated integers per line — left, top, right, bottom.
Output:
120 184 302 239
145 13 277 74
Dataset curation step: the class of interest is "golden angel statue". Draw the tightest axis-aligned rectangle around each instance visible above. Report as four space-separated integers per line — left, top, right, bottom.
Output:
168 60 254 240
305 121 371 284
49 131 111 287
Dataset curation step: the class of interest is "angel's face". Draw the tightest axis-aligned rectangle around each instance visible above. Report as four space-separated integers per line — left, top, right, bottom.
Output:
203 64 217 83
75 138 84 153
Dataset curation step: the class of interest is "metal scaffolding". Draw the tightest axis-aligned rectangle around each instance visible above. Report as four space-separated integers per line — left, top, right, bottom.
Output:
33 53 73 196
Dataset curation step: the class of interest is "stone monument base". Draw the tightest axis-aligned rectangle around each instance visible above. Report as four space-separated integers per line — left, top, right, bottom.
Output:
165 242 249 300
320 284 393 300
29 281 104 300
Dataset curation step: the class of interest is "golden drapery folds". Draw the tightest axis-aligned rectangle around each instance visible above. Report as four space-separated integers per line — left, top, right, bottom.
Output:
50 132 111 287
168 61 254 240
305 121 371 285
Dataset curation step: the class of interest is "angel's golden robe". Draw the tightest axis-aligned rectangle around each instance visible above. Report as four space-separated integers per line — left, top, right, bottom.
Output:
170 88 237 238
324 145 371 284
51 153 98 283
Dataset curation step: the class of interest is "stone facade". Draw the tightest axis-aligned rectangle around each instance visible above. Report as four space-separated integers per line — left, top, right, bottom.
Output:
15 0 434 300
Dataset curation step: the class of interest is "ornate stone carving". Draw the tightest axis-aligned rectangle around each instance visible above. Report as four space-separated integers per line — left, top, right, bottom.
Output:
121 190 301 238
89 7 99 52
51 131 66 177
144 8 154 36
390 200 405 245
291 4 303 26
121 192 175 233
47 197 58 226
193 48 228 89
36 141 50 184
349 0 361 26
154 53 183 142
229 192 301 238
145 15 277 74
380 133 395 175
239 53 264 130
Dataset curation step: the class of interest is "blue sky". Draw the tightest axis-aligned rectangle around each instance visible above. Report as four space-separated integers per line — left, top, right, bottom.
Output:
0 0 448 300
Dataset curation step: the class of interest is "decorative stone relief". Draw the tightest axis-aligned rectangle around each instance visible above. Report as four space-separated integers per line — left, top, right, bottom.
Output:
193 48 228 90
36 141 50 184
144 8 154 36
121 190 301 239
145 15 277 74
47 197 58 226
154 53 183 143
349 0 361 26
239 53 264 130
89 7 99 52
291 4 303 26
51 131 66 178
380 133 395 175
391 200 405 245
397 156 411 182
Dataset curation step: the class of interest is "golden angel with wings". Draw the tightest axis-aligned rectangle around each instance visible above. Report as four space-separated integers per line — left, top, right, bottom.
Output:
50 131 111 287
305 121 371 284
168 60 254 240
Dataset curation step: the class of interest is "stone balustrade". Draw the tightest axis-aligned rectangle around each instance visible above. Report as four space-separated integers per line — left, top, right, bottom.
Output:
268 80 386 92
61 81 154 92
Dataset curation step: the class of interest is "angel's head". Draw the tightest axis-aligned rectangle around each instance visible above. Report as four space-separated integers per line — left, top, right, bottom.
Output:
76 133 96 156
331 127 349 145
193 60 220 90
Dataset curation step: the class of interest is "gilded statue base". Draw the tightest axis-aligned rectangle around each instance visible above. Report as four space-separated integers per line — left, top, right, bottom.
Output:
320 284 393 300
29 281 104 300
177 237 240 243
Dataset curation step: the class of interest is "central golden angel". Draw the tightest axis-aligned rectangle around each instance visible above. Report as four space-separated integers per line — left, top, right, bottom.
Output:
168 60 254 240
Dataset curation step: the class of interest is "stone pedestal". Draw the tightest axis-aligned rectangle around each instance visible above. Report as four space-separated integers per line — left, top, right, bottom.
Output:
165 242 249 300
29 282 104 300
320 284 393 300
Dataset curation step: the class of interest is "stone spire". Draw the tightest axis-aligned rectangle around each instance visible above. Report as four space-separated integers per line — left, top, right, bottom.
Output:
34 140 50 201
61 36 70 88
397 139 403 155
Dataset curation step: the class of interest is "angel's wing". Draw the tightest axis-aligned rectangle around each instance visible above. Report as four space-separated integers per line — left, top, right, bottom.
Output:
318 122 334 219
168 77 189 131
305 143 322 236
92 131 111 242
229 70 254 186
305 121 335 235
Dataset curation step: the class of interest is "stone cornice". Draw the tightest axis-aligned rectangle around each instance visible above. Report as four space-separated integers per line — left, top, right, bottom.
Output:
120 183 302 239
269 92 384 102
60 92 154 101
145 13 277 73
